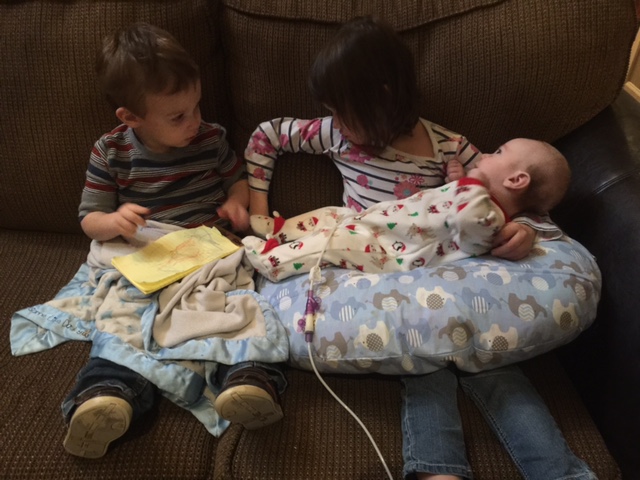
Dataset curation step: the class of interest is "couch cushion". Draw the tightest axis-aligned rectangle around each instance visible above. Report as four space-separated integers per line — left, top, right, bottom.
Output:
220 0 637 159
215 355 620 479
0 230 219 479
222 0 503 25
0 1 230 233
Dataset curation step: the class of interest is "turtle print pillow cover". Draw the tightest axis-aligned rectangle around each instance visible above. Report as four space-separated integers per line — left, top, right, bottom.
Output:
256 237 601 374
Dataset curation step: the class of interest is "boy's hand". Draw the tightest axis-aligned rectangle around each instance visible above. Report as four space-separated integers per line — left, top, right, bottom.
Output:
491 222 535 260
217 199 250 233
111 203 150 238
81 203 150 241
446 159 466 182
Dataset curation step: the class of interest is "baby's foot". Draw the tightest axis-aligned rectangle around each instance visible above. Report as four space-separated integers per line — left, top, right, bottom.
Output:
250 215 276 238
242 235 268 253
243 234 283 254
251 212 288 239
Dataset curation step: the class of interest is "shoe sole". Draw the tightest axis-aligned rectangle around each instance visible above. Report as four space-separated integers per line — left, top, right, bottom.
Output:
214 384 283 430
63 396 132 458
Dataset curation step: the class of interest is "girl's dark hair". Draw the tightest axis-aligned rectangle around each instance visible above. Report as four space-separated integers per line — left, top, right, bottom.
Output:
309 16 420 149
97 22 200 117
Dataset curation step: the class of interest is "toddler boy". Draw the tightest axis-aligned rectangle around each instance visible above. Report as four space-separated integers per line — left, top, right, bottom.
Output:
63 23 286 459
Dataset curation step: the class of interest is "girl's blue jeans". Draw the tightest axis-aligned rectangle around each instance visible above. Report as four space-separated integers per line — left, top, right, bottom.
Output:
401 365 597 480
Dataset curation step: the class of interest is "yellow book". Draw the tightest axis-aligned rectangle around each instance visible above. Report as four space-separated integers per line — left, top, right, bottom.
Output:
112 226 240 294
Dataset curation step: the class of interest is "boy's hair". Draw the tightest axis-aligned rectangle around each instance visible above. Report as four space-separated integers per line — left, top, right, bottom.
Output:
97 23 200 117
309 16 420 149
519 141 571 215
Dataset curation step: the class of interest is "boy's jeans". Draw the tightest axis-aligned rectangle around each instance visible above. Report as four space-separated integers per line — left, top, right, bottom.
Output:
401 365 597 480
62 357 287 422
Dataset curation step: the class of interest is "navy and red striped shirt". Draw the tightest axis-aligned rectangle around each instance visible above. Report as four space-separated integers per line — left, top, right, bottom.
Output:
79 122 245 228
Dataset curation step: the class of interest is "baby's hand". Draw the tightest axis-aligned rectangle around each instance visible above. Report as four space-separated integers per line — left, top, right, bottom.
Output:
446 159 466 182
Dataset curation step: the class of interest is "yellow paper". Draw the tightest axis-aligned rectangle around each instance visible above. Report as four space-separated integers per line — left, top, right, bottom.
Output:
112 226 240 294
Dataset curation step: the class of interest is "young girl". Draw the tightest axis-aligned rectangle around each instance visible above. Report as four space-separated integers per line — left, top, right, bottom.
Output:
245 16 596 480
246 27 554 263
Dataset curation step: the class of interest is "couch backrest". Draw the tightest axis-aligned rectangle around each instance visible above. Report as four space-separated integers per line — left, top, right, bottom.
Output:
221 0 638 216
1 0 638 231
0 0 230 233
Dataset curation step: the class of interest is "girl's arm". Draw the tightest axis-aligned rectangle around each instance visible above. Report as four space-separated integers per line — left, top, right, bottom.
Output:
490 214 562 261
250 189 270 216
491 222 536 260
245 116 340 214
510 213 563 240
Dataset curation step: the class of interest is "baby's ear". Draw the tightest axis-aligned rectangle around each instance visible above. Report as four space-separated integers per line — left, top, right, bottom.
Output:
115 107 142 128
503 171 530 191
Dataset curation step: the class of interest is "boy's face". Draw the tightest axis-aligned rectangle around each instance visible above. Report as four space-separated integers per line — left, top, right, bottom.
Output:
129 80 202 154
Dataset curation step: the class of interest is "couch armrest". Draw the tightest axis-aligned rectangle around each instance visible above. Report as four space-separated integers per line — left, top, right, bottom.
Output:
552 90 640 477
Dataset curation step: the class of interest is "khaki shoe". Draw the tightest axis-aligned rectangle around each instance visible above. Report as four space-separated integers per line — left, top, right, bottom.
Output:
214 367 283 430
63 395 132 458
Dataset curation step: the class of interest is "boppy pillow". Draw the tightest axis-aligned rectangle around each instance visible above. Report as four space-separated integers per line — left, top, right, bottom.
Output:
256 237 601 374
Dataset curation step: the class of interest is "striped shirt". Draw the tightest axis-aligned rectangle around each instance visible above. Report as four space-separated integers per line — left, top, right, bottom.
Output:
79 122 245 228
246 116 560 238
246 117 479 211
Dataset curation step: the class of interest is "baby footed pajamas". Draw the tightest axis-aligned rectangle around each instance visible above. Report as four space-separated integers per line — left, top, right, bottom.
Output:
243 177 507 282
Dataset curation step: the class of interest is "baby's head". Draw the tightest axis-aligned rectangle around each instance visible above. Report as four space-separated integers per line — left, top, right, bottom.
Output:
308 15 419 149
469 138 571 215
97 22 200 117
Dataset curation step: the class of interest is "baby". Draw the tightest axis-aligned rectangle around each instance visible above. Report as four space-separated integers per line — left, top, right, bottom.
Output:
243 138 570 282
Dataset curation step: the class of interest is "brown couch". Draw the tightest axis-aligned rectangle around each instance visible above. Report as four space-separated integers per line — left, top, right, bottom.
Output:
2 1 638 478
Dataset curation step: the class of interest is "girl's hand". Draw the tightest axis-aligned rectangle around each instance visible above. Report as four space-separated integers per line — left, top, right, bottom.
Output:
491 222 535 260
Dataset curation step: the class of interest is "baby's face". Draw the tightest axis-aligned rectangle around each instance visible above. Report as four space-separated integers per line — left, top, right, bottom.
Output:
133 80 203 154
468 139 530 187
